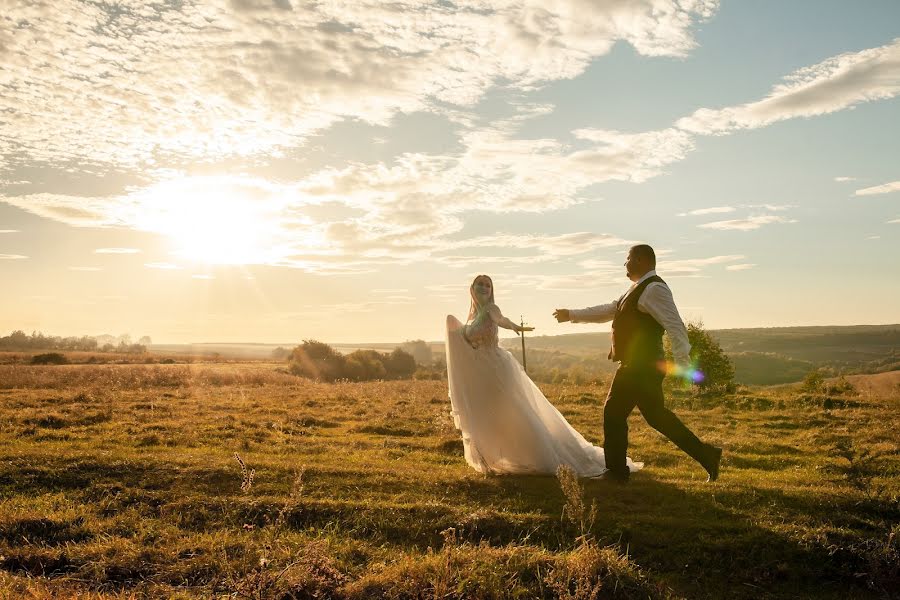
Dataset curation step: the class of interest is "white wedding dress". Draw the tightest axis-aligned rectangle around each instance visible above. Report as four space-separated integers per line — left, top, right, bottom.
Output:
445 310 643 476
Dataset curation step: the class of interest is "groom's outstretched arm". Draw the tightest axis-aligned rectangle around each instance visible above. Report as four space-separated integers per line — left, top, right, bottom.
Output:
554 300 617 324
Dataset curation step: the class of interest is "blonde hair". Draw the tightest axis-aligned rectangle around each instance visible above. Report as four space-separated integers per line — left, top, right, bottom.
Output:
467 274 495 322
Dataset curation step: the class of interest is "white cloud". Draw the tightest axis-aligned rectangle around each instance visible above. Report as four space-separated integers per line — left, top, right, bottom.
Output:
1 0 718 173
0 229 20 233
657 254 746 276
747 204 794 211
678 206 735 216
444 232 632 256
725 263 756 271
192 274 215 280
888 218 900 224
698 215 795 231
0 254 27 260
854 181 900 196
676 38 900 134
834 176 856 182
95 248 141 254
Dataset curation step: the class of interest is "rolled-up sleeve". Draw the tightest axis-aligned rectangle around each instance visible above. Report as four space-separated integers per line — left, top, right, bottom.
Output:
570 300 618 324
638 283 691 366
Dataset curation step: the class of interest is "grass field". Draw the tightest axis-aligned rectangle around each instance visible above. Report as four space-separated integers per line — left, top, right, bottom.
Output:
0 362 898 598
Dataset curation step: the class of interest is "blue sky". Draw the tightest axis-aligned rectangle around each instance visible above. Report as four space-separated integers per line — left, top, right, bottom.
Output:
1 0 898 343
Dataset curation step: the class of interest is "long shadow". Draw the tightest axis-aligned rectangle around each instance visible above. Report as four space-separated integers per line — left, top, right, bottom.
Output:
454 472 891 600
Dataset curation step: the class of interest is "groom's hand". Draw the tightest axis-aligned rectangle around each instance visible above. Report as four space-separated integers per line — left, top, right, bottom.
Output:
553 309 570 323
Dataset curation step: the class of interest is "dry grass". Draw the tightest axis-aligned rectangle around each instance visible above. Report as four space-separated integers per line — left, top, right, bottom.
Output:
0 362 898 598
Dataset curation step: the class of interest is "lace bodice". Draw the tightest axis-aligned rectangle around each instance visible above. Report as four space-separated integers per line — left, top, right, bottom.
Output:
464 312 499 349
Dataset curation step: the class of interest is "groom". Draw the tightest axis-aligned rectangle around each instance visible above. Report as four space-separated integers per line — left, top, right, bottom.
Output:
553 244 722 483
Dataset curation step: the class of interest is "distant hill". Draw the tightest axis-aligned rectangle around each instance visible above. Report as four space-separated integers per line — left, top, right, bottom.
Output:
151 324 899 385
498 324 899 385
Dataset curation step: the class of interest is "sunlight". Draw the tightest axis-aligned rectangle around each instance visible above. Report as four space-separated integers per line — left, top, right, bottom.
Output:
129 176 306 265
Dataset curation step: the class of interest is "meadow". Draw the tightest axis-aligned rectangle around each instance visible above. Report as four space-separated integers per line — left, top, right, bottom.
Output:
0 360 898 599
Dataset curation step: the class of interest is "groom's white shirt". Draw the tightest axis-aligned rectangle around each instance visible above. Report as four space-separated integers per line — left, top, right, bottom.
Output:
569 270 692 367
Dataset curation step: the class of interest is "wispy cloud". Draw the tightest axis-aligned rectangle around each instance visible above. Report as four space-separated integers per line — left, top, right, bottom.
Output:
834 176 856 182
657 254 746 276
95 248 140 254
0 229 20 233
888 218 900 224
698 215 796 231
678 206 735 216
726 263 756 271
854 180 900 196
0 254 27 260
676 38 900 135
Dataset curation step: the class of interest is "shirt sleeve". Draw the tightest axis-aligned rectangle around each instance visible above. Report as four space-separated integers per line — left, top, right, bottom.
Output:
637 283 692 366
569 299 618 323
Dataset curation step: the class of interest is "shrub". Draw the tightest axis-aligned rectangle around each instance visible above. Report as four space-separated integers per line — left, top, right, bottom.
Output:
801 369 826 393
30 353 69 365
385 348 417 379
666 321 735 393
289 340 346 382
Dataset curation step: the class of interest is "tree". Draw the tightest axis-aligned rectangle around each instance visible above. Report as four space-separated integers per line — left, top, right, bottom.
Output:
138 336 152 346
399 340 433 366
345 350 387 381
271 346 291 360
289 340 346 381
385 348 417 379
666 320 735 394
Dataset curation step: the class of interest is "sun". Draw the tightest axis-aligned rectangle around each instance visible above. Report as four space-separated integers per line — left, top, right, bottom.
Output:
131 176 294 265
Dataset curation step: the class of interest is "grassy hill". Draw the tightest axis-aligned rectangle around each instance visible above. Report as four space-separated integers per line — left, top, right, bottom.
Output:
500 324 900 385
0 362 897 598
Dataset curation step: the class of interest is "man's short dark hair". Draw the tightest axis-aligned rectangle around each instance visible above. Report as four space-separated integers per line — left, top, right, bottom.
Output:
630 244 656 267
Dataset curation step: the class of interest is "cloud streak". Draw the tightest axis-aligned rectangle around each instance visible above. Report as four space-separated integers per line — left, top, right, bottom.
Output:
676 38 900 134
854 181 900 196
698 215 795 231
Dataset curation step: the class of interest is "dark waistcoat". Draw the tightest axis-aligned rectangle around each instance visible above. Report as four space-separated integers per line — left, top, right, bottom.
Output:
608 275 666 367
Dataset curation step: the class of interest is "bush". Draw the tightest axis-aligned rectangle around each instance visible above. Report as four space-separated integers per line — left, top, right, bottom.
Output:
801 369 826 393
287 342 418 382
30 353 69 365
666 321 735 394
385 348 417 379
289 340 346 382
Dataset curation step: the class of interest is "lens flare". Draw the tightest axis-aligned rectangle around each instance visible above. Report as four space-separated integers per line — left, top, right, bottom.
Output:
661 360 705 385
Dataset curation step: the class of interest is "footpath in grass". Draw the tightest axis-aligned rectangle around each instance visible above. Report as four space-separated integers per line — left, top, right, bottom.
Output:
0 363 898 598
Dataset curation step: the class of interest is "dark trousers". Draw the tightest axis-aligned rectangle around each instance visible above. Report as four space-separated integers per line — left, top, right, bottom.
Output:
604 364 708 474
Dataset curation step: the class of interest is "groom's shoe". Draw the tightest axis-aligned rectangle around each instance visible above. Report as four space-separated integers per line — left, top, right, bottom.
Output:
592 469 630 484
703 445 723 482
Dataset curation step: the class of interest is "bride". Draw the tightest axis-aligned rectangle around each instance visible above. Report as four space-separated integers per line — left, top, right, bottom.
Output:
445 274 642 477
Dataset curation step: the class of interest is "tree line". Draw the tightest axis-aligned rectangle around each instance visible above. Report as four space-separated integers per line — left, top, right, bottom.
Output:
0 330 150 354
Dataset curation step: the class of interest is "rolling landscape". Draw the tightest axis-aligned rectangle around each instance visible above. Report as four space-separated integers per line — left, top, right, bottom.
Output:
0 332 898 598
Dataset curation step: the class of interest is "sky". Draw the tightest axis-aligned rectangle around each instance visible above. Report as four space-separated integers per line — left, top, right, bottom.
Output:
1 0 898 344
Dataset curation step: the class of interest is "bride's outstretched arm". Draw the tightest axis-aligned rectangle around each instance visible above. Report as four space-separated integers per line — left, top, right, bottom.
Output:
487 304 534 334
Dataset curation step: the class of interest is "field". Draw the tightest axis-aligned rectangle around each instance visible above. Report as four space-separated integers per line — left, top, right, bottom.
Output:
1 362 898 599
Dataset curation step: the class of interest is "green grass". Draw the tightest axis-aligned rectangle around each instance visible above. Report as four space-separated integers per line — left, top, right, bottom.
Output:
0 364 898 598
